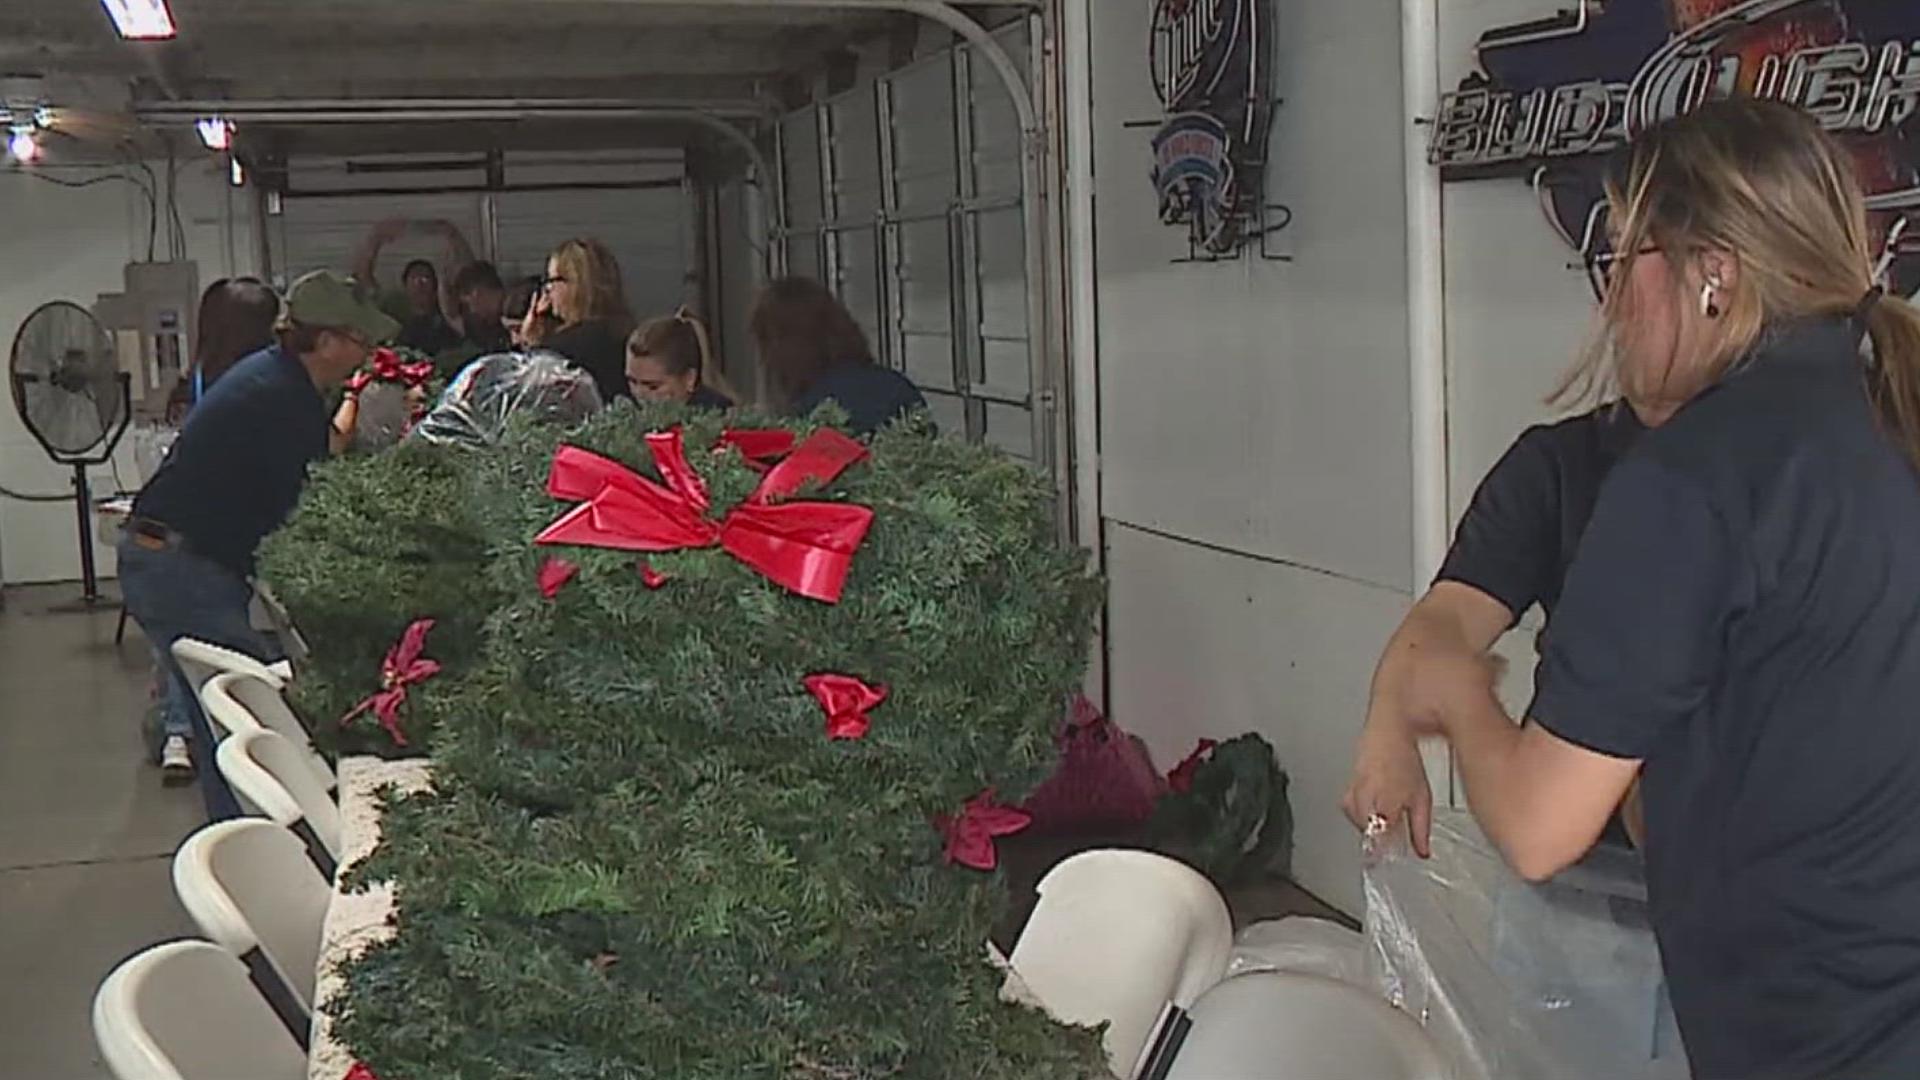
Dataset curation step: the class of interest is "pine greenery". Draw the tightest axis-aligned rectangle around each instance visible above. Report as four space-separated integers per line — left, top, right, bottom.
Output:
262 402 1113 1078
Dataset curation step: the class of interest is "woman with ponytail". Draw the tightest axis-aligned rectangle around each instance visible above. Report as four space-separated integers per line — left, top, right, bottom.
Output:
1353 97 1920 1078
624 308 736 409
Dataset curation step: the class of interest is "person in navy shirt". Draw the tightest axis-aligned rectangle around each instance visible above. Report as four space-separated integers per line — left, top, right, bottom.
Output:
120 271 396 812
1372 100 1920 1078
751 276 927 436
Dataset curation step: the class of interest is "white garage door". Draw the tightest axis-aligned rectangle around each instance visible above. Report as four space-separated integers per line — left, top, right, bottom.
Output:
270 151 691 320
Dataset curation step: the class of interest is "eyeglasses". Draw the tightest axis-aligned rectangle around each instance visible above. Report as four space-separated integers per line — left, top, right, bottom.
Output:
539 274 568 289
1574 245 1661 303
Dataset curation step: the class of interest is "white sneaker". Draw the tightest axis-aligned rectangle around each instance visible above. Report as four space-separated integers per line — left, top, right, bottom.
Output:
159 735 194 786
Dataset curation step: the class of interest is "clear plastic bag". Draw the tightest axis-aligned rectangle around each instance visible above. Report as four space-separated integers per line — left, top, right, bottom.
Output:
410 351 603 448
1226 916 1367 985
350 381 424 452
1364 809 1690 1080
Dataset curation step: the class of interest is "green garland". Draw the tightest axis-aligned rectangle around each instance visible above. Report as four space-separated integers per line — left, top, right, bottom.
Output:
264 403 1112 1077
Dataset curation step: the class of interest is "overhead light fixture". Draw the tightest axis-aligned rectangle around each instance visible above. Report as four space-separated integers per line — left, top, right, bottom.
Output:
100 0 176 40
8 125 40 164
195 117 233 151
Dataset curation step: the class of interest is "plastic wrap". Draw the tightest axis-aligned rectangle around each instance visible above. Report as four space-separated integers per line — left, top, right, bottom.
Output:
1226 916 1368 985
410 351 603 448
349 381 428 452
129 423 180 484
1364 809 1689 1080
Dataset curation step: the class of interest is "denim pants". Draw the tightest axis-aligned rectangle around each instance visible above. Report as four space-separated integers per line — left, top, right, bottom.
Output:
117 533 277 821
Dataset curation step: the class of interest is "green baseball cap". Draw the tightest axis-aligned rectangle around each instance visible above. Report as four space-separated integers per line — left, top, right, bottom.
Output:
284 270 401 344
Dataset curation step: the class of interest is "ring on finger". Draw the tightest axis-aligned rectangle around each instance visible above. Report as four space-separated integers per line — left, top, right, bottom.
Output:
1364 812 1390 837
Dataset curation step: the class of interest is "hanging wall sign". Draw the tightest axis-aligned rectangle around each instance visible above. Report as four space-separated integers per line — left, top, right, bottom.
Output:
1148 0 1277 258
1431 0 1920 290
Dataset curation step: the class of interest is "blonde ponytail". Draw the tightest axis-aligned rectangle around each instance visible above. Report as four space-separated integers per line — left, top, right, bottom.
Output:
673 306 738 403
1864 290 1920 470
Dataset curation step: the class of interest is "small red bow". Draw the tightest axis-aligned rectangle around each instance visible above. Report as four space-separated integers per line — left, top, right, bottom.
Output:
536 428 873 604
537 556 578 599
1167 738 1218 794
804 673 887 740
935 789 1032 871
341 618 440 748
344 1065 379 1080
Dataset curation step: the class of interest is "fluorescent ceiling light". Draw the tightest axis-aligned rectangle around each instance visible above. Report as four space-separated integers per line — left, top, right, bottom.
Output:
196 117 233 151
100 0 176 40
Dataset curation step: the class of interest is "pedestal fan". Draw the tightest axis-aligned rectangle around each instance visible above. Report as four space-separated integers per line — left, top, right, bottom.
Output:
8 300 133 608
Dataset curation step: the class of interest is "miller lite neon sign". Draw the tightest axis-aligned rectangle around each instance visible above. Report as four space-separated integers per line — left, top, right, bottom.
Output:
1148 0 1275 258
1432 0 1920 290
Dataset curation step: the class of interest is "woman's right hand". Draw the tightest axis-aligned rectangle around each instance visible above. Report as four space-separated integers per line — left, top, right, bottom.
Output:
1343 719 1434 859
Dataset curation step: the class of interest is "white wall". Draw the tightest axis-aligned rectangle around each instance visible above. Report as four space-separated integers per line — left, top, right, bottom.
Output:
1088 0 1414 914
0 158 254 586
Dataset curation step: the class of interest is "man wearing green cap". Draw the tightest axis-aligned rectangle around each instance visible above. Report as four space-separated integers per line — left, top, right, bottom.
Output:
118 271 396 813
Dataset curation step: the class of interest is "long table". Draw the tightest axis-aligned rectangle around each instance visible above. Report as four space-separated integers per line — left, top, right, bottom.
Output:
309 756 432 1080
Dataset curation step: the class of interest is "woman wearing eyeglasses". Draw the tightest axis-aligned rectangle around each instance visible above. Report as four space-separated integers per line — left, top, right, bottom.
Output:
521 237 636 404
1357 98 1920 1078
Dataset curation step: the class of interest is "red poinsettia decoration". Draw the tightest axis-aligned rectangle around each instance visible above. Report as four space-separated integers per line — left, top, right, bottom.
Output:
1166 737 1219 794
935 789 1032 871
341 618 440 748
803 673 887 740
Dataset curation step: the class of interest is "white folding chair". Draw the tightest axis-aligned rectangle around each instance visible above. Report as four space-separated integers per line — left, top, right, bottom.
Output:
92 939 306 1080
216 729 341 880
170 637 291 695
1160 972 1448 1080
1007 849 1233 1078
200 672 335 794
173 820 330 1051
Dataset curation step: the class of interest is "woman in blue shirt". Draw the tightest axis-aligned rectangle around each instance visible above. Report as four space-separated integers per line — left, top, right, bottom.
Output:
1357 99 1920 1078
751 277 927 436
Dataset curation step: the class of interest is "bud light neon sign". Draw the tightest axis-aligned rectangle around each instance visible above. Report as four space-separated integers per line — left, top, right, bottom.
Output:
1434 0 1920 291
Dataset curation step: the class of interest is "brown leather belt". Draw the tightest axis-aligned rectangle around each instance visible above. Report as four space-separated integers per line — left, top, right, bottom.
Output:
128 517 184 553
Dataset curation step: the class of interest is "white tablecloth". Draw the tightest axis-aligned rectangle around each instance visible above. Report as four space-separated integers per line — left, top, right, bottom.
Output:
309 756 432 1080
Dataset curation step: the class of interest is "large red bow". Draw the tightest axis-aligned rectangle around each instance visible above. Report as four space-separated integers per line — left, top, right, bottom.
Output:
804 673 887 740
536 428 873 604
341 618 440 748
935 789 1032 871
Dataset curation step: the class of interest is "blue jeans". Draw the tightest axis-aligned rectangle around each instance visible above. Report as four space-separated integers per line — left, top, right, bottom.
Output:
117 534 278 821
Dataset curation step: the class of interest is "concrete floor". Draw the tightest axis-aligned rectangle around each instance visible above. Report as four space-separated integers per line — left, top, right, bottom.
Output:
0 584 204 1079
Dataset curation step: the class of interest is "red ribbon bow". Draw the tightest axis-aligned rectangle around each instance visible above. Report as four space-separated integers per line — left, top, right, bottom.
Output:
717 428 798 472
804 673 887 740
341 618 440 748
536 428 873 604
344 1065 380 1080
346 349 435 394
1166 738 1218 794
372 347 436 387
935 789 1032 871
537 556 579 599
